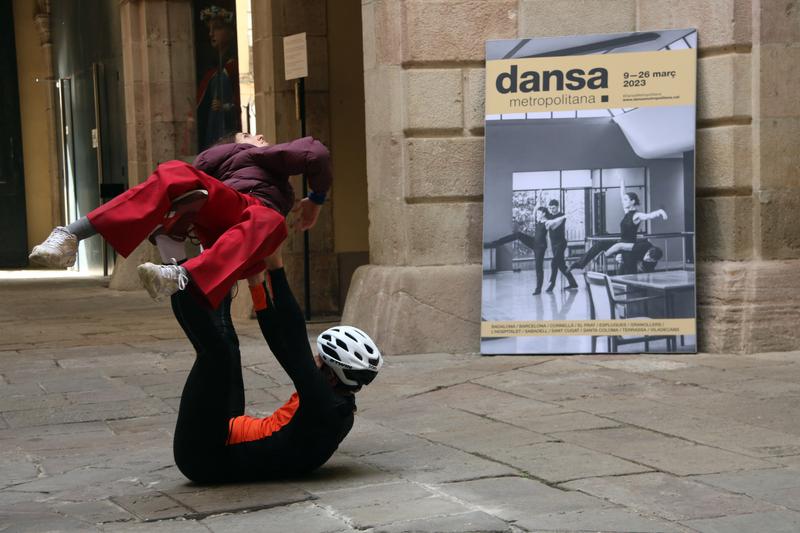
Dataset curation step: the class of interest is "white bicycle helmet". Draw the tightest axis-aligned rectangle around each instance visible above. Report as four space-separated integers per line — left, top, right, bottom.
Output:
316 326 383 387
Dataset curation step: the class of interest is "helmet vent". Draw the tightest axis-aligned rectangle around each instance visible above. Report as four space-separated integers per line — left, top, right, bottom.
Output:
322 334 331 341
321 344 341 361
344 331 359 342
364 344 374 354
368 357 380 366
335 338 349 351
354 351 363 361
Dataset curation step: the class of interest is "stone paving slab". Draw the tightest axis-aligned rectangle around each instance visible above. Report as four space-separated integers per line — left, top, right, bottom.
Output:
2 397 174 428
366 510 513 533
491 441 652 483
357 441 519 484
1 278 800 531
681 509 800 533
292 455 400 494
690 467 800 511
605 403 800 458
111 491 195 521
553 426 776 475
515 507 685 533
440 476 610 522
163 482 312 517
314 481 470 529
563 472 777 521
202 502 355 533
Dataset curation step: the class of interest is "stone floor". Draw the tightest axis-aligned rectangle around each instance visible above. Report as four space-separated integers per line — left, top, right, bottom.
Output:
1 276 799 532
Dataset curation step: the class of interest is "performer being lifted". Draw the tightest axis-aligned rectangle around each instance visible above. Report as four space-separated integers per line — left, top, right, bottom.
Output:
29 133 331 309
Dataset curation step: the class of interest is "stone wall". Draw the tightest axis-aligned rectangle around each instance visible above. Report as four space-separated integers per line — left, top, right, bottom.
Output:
250 0 338 315
345 0 800 354
109 0 198 290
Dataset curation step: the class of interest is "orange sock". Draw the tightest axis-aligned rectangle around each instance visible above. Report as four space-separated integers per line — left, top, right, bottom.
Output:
249 283 267 311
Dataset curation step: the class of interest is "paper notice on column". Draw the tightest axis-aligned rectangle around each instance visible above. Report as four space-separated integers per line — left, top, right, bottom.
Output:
480 29 698 355
283 33 308 80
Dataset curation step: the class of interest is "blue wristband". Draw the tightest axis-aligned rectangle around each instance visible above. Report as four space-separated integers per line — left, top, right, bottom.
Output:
308 190 327 205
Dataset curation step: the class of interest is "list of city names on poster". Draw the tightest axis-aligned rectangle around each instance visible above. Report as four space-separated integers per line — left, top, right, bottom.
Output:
481 319 697 338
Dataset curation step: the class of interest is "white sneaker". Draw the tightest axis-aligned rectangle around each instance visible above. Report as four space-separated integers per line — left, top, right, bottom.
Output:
137 261 189 302
29 227 78 268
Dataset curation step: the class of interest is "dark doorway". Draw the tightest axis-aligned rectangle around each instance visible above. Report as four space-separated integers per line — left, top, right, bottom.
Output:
0 1 28 267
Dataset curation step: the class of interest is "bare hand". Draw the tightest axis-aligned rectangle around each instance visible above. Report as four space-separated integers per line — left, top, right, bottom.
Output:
661 209 669 220
291 198 322 231
211 98 222 111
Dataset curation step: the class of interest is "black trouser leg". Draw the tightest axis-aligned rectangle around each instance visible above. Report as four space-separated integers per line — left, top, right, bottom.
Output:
255 268 336 413
549 243 577 287
488 231 523 247
171 291 243 482
533 246 546 292
572 241 613 269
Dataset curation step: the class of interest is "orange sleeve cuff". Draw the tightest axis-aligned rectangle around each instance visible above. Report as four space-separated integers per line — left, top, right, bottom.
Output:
249 283 267 311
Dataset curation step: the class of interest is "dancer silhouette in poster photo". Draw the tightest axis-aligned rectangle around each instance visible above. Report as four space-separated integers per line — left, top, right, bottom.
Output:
616 239 664 275
485 206 568 295
172 246 382 482
28 133 331 309
568 178 668 275
545 199 579 292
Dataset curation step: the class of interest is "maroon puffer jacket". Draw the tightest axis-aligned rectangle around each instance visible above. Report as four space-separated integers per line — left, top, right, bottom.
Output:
192 136 332 216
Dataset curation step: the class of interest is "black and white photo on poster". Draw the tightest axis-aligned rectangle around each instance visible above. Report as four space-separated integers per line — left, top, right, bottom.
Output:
481 29 698 355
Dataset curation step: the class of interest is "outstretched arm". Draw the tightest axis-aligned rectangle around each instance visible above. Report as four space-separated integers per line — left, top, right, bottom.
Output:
633 209 668 224
544 215 566 230
604 242 634 257
619 177 626 205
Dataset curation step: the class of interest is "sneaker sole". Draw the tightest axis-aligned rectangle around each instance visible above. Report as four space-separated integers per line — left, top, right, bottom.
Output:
29 248 77 269
137 265 164 302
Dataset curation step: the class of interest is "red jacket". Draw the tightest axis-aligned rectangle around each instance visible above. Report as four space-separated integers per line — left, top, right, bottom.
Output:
192 137 332 215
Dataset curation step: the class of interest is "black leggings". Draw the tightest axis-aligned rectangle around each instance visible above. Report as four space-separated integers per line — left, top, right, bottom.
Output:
171 290 243 482
171 268 349 483
571 240 615 270
490 232 547 291
549 242 577 287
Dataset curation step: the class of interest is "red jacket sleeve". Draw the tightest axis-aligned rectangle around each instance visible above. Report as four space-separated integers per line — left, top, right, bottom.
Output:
233 137 333 195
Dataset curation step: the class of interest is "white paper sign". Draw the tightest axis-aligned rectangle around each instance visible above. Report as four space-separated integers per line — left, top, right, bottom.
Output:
283 33 308 81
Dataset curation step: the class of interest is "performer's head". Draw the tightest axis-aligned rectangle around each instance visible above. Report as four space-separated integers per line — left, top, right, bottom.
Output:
622 191 640 210
641 246 663 272
201 6 235 52
316 327 383 394
547 199 560 215
535 206 549 222
235 132 269 147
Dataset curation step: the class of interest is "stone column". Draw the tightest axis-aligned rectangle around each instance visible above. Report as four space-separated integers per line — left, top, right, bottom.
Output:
639 0 800 353
343 0 518 354
110 0 196 289
250 0 338 314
